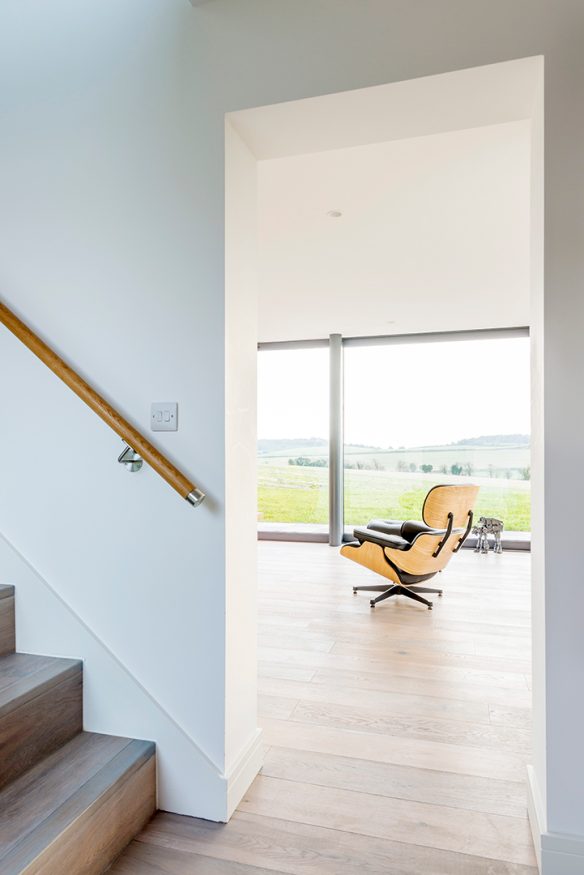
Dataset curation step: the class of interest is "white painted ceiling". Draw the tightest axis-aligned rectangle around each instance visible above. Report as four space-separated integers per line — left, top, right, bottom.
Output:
229 58 537 343
257 120 530 341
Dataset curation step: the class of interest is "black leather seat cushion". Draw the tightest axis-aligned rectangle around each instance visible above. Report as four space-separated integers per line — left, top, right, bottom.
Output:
353 527 410 550
367 518 445 542
366 519 403 537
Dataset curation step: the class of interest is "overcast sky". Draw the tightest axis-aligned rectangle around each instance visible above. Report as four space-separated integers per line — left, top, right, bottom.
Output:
258 337 530 448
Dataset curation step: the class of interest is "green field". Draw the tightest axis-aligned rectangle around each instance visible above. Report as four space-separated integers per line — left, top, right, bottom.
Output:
258 442 531 531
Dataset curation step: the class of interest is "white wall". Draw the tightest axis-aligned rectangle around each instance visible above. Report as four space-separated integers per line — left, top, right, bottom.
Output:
1 3 584 860
0 0 229 818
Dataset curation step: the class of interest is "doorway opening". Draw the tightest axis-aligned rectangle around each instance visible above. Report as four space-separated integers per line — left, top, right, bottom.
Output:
225 55 543 868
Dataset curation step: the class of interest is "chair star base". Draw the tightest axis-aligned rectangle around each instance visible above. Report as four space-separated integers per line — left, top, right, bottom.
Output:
352 583 443 609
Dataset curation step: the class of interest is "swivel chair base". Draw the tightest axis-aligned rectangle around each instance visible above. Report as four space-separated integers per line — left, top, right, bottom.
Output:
352 583 443 610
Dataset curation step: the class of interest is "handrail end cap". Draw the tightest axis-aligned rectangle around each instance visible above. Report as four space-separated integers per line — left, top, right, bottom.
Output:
186 487 206 507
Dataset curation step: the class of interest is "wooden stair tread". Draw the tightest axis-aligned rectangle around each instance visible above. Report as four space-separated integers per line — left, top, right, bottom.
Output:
0 587 157 871
0 732 133 856
0 652 81 716
0 735 155 874
0 652 75 692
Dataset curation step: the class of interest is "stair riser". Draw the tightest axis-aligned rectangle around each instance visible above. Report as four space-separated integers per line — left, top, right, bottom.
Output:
18 754 156 875
0 670 83 791
0 595 15 656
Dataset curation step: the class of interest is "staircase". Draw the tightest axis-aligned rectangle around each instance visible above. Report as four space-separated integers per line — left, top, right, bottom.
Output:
0 584 156 874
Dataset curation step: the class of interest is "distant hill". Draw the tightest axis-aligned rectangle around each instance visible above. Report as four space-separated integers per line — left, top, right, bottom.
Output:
451 434 530 447
259 434 530 454
258 437 327 454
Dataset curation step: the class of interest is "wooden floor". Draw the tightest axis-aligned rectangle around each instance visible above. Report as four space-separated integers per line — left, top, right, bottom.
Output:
112 542 536 874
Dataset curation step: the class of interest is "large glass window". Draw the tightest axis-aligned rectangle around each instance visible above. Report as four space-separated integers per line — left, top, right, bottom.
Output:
344 336 531 532
258 335 531 537
258 348 329 530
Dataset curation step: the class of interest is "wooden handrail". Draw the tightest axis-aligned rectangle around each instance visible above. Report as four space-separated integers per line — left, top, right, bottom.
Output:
0 301 205 507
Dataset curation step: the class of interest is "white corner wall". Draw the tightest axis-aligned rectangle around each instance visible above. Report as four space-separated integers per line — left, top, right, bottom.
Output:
224 119 262 816
1 0 584 850
526 61 547 872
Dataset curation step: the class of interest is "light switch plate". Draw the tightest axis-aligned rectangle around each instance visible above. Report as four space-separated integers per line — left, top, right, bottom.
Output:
151 402 178 432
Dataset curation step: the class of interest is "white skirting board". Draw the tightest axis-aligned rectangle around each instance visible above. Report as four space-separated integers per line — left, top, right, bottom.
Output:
226 728 264 821
527 766 584 874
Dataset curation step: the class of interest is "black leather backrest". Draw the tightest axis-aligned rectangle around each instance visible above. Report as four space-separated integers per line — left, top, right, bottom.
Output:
401 520 445 542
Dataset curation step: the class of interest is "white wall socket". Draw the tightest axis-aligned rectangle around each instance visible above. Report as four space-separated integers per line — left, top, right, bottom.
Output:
151 402 178 432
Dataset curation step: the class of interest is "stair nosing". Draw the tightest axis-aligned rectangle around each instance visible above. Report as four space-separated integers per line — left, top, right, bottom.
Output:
0 738 156 874
0 658 82 719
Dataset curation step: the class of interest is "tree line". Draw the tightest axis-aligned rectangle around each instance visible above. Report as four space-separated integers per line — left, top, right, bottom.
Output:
287 456 530 480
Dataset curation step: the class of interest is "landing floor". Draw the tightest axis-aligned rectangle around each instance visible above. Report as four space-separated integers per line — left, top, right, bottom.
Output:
112 542 536 874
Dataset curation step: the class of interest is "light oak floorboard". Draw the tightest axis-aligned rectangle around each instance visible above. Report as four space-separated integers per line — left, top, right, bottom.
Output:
258 662 316 682
310 666 532 708
261 746 528 817
259 695 299 720
240 774 535 865
258 674 494 724
125 811 537 875
261 715 528 782
258 646 531 690
288 698 531 756
112 543 536 873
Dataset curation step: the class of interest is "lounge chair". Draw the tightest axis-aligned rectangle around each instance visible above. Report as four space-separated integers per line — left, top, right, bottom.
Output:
340 484 479 609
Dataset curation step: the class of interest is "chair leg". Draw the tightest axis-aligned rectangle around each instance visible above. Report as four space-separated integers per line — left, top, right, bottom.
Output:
401 588 434 610
369 585 400 607
352 584 392 594
408 585 443 597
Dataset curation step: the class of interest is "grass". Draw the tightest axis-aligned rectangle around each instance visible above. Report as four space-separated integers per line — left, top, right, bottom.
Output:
258 464 531 531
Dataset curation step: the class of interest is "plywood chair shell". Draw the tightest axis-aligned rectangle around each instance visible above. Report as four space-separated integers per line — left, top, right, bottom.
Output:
340 541 401 583
422 484 480 529
383 530 464 576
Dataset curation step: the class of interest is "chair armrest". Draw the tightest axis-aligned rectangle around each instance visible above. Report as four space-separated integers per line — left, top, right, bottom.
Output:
353 527 410 551
367 519 445 543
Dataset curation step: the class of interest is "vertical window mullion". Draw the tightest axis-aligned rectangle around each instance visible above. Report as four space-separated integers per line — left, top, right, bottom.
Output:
329 334 344 546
